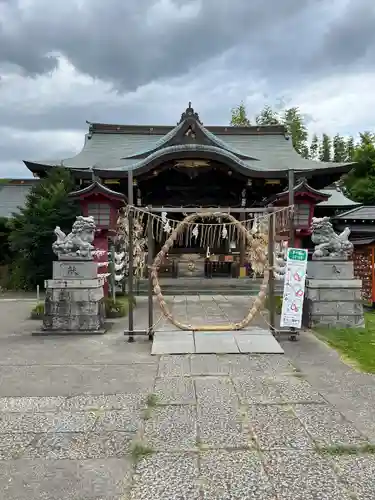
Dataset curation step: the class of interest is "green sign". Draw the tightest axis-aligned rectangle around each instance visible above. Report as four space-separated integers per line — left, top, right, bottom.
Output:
288 248 308 262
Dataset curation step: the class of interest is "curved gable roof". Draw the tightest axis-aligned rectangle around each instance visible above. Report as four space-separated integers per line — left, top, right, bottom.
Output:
122 104 259 160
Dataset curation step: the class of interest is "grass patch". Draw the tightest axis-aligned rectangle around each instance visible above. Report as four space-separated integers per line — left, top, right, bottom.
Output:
265 295 283 315
315 312 375 373
316 443 375 456
146 393 159 407
130 441 154 463
142 393 159 420
104 296 131 318
30 302 44 320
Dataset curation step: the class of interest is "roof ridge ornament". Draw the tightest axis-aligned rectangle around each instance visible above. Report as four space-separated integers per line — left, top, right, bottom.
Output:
178 102 203 125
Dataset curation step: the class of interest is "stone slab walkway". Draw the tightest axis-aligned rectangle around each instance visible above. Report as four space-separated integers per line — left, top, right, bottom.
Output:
152 329 284 354
0 297 375 499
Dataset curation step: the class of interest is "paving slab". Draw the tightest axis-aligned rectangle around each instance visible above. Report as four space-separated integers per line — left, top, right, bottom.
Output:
194 376 238 404
200 450 276 499
0 365 155 397
247 404 313 450
235 333 284 354
194 332 240 353
262 450 354 500
191 354 230 375
293 403 369 446
3 297 375 499
332 454 375 500
154 377 196 404
0 410 97 433
151 332 195 355
0 458 133 500
22 431 134 459
158 355 191 377
0 433 36 460
197 401 250 449
130 452 200 500
143 406 197 451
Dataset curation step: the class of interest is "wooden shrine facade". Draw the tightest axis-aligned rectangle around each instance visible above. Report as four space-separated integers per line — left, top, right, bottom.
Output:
25 103 356 279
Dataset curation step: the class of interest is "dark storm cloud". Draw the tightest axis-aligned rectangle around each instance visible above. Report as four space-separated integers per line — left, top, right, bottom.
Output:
0 0 350 91
318 0 375 67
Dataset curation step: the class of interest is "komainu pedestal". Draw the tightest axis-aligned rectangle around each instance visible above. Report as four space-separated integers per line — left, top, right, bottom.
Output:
304 217 364 329
41 261 106 334
305 259 364 329
35 216 106 335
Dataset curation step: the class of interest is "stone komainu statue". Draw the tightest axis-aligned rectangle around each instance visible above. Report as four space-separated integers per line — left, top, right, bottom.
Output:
311 216 353 259
52 216 96 260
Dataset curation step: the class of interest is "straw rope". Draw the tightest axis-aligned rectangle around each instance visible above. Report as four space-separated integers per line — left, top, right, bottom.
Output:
150 211 269 331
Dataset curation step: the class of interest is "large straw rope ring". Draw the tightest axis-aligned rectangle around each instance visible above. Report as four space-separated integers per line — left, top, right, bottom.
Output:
150 212 269 331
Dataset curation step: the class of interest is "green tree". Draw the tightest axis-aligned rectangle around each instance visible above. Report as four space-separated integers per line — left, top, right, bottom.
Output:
333 133 347 162
282 107 309 158
230 102 251 126
359 131 375 146
310 134 319 160
0 217 11 265
345 136 355 161
319 133 332 162
255 105 280 125
344 134 375 204
8 169 79 289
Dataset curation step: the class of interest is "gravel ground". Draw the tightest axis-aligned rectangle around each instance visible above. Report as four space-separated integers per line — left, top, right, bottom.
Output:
1 296 375 499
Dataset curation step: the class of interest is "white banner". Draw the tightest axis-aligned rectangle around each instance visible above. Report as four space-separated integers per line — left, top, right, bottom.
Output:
280 248 308 329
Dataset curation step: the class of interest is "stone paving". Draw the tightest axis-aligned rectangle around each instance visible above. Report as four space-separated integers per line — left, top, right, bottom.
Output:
0 296 375 499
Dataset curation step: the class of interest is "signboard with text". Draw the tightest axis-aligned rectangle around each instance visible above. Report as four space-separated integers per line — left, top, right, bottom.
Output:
280 248 308 329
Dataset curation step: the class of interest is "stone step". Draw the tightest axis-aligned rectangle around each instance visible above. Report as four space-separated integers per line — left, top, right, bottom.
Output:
129 278 283 296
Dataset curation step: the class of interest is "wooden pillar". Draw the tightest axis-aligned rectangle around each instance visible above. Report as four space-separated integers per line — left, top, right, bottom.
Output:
147 215 154 339
268 209 275 332
372 246 375 306
239 212 246 269
127 169 134 342
288 169 295 248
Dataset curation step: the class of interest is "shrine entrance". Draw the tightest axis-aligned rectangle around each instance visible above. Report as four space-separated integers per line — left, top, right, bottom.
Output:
121 183 292 342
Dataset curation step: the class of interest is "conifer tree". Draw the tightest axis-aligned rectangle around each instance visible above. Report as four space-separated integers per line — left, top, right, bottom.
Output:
7 169 79 289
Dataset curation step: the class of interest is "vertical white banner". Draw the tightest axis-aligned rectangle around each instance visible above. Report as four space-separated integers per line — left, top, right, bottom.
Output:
280 248 308 329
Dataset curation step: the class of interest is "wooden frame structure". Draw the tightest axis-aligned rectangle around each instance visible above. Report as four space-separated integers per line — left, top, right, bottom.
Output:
124 169 293 342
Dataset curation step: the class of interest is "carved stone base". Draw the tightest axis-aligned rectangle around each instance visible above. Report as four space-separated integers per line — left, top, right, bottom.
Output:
37 260 106 335
304 260 365 329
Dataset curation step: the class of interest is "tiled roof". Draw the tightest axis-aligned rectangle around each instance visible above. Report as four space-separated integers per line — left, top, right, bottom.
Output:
28 131 352 175
335 206 375 220
0 183 33 218
317 187 360 207
24 104 354 177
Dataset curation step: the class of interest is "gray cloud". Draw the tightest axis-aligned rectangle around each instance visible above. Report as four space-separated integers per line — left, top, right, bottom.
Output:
0 0 374 178
1 0 366 91
312 0 375 69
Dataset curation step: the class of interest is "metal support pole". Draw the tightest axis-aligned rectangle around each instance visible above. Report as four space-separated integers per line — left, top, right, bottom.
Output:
110 244 116 303
288 169 295 248
239 212 245 270
127 169 135 342
268 210 276 332
288 169 297 339
147 215 154 340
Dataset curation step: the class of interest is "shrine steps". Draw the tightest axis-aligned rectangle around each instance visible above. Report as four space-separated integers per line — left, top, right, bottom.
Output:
134 277 283 296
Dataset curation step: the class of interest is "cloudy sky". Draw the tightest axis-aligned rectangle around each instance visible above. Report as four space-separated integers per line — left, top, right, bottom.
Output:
0 0 374 178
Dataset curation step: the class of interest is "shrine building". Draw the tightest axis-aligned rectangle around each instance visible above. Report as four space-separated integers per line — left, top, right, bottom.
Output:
23 103 357 280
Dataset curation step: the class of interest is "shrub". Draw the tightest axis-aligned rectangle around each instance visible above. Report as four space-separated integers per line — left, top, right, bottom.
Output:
30 302 44 320
104 296 130 318
265 295 283 315
115 291 137 306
